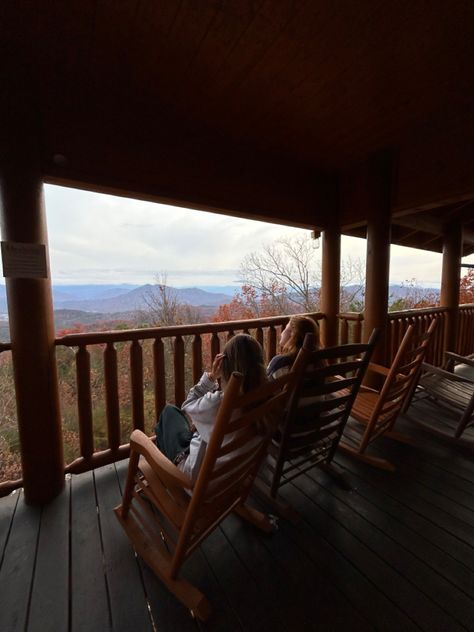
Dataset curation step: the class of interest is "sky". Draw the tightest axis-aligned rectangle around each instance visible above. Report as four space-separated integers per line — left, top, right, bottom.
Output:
5 184 472 288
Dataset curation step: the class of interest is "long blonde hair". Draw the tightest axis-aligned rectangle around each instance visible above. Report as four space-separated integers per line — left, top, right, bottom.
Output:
282 316 320 357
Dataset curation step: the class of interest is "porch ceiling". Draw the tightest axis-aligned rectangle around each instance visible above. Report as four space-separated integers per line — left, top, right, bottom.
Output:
2 1 474 250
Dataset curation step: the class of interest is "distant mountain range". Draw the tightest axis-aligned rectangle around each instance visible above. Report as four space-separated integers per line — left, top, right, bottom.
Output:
0 282 443 343
0 283 237 314
0 283 442 314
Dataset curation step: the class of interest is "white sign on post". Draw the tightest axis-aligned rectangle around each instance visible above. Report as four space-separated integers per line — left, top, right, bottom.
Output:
1 241 48 279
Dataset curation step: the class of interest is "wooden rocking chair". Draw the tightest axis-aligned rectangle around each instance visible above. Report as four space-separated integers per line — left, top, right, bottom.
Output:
255 330 378 517
114 359 305 620
339 319 437 470
408 351 474 447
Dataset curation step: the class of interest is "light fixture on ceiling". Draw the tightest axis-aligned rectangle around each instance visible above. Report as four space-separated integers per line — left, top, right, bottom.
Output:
311 229 321 250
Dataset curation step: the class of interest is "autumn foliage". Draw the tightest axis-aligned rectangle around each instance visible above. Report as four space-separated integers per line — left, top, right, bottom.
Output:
460 269 474 304
213 284 298 322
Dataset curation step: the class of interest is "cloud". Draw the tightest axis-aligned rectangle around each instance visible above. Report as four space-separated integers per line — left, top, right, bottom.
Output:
15 184 469 287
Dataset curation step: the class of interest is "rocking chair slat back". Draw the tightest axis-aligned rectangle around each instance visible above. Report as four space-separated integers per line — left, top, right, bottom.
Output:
256 330 378 513
340 318 437 469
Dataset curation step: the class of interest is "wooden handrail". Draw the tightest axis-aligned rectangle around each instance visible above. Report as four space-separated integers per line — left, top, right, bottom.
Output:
55 313 325 346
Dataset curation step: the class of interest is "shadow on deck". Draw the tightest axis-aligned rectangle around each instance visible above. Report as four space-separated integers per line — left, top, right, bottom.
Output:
1 406 473 632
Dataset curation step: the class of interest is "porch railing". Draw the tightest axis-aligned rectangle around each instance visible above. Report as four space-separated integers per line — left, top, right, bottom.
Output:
0 342 22 497
55 313 324 476
458 304 474 356
338 304 474 366
2 304 474 495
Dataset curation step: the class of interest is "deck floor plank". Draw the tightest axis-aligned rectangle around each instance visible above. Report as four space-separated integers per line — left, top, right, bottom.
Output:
291 474 462 631
297 470 473 631
0 487 19 566
0 491 41 632
250 496 375 631
220 512 316 631
27 481 70 632
180 545 244 631
276 483 419 631
331 455 474 598
114 460 199 632
94 464 152 632
200 525 287 632
70 470 111 632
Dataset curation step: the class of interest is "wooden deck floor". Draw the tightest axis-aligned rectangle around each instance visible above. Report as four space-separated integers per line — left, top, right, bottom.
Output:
1 407 473 632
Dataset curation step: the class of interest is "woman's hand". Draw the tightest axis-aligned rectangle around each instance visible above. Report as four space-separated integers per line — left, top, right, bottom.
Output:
208 353 225 382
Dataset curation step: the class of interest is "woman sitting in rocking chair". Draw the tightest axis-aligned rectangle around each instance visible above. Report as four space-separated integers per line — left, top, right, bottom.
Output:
154 333 267 482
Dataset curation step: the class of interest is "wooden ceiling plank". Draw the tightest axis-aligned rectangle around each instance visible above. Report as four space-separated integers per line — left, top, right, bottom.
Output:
188 0 311 126
169 1 266 109
148 1 221 105
119 0 184 96
237 2 391 155
86 0 141 92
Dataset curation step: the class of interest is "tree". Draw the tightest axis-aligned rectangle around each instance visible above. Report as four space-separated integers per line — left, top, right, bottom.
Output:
142 274 203 327
459 268 474 304
339 256 366 312
239 236 319 313
388 278 439 311
237 236 365 316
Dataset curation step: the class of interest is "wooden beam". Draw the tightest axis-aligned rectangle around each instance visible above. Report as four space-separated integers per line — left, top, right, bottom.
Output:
392 214 474 245
40 110 338 230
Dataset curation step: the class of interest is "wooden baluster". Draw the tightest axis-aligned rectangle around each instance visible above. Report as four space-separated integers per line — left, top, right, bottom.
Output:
425 316 432 364
437 314 444 366
227 330 235 342
256 327 264 348
267 326 277 364
434 314 440 363
76 345 93 458
192 334 202 383
174 335 185 407
390 318 399 366
130 340 144 432
353 317 362 344
458 311 463 354
415 315 423 349
153 338 166 420
104 342 120 451
340 318 348 345
211 332 220 360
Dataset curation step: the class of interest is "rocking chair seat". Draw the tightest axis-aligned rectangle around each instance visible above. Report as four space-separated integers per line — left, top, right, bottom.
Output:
410 351 474 444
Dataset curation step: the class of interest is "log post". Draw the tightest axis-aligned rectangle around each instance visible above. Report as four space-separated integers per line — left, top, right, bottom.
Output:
0 136 64 504
363 153 393 366
440 222 463 354
320 226 341 347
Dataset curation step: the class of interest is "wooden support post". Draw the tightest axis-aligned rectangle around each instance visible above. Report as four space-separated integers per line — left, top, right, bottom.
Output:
0 139 64 504
363 153 393 367
320 227 341 347
440 222 463 354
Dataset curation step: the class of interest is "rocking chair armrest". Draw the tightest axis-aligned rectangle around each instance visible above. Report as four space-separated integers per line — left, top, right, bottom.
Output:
421 362 474 383
129 429 193 490
367 362 390 377
444 351 474 369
